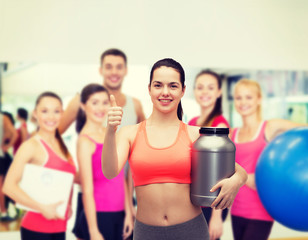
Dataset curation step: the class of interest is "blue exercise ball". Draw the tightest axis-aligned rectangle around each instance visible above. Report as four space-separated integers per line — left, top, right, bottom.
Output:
256 127 308 231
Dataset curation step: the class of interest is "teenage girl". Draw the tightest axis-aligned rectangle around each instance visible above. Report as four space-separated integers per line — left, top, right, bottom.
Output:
73 83 133 240
188 70 229 240
3 92 76 240
230 79 306 240
102 58 248 240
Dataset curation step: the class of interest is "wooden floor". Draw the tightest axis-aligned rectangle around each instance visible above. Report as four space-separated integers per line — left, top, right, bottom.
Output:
0 217 22 232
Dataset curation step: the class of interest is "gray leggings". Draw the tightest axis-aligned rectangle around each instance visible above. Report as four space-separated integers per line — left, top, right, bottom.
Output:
133 213 209 240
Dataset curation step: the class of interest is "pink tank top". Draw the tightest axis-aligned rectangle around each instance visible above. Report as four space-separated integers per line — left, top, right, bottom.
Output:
188 114 229 127
82 135 125 212
231 121 273 221
21 138 76 233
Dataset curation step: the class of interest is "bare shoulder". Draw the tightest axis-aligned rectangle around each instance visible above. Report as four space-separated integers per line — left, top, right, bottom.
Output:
77 134 95 147
118 124 140 142
3 115 14 128
132 97 146 122
21 136 40 150
186 124 200 142
3 114 9 124
14 137 42 163
76 134 96 160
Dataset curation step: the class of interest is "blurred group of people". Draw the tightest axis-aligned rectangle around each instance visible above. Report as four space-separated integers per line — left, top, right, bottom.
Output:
0 48 306 240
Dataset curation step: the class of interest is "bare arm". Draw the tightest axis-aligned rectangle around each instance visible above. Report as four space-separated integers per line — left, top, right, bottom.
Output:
3 140 62 220
102 95 131 179
266 119 308 142
77 136 104 239
123 174 134 239
20 124 29 143
208 209 224 240
211 162 247 209
126 167 136 217
58 94 80 134
245 173 256 190
2 115 17 152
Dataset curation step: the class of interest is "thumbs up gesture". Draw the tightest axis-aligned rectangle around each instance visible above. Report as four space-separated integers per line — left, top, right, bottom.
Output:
107 95 123 131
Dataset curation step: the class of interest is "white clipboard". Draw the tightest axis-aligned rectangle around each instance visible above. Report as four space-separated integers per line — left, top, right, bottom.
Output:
17 163 74 218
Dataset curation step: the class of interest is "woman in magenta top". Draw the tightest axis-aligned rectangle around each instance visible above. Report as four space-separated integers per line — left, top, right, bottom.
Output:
74 83 133 240
188 69 229 240
3 92 76 240
230 79 306 240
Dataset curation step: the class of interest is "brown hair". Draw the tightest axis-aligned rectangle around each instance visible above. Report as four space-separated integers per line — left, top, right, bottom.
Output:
194 69 223 126
35 92 70 159
76 84 109 133
100 48 127 66
149 58 185 120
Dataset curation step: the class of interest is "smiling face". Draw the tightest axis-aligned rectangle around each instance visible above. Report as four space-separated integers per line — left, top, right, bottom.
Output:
234 83 262 118
99 55 127 90
194 73 221 109
34 96 63 133
81 91 110 124
149 66 185 115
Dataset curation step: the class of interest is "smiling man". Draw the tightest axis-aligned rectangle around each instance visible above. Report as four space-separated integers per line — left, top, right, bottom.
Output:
59 48 145 133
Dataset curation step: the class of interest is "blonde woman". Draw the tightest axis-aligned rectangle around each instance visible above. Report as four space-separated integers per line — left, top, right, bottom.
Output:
230 79 306 240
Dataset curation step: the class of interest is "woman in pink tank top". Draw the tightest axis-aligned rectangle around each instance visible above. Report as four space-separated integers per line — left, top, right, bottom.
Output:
230 79 306 240
3 92 77 240
188 70 229 240
73 84 133 240
102 58 248 240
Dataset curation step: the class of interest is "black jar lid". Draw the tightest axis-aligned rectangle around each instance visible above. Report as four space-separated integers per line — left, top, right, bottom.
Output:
199 127 229 135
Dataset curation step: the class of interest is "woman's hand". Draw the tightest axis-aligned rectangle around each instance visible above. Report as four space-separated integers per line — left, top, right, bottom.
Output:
211 163 247 209
208 210 223 240
210 173 243 209
90 230 105 240
123 213 134 239
39 201 64 220
107 95 123 132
